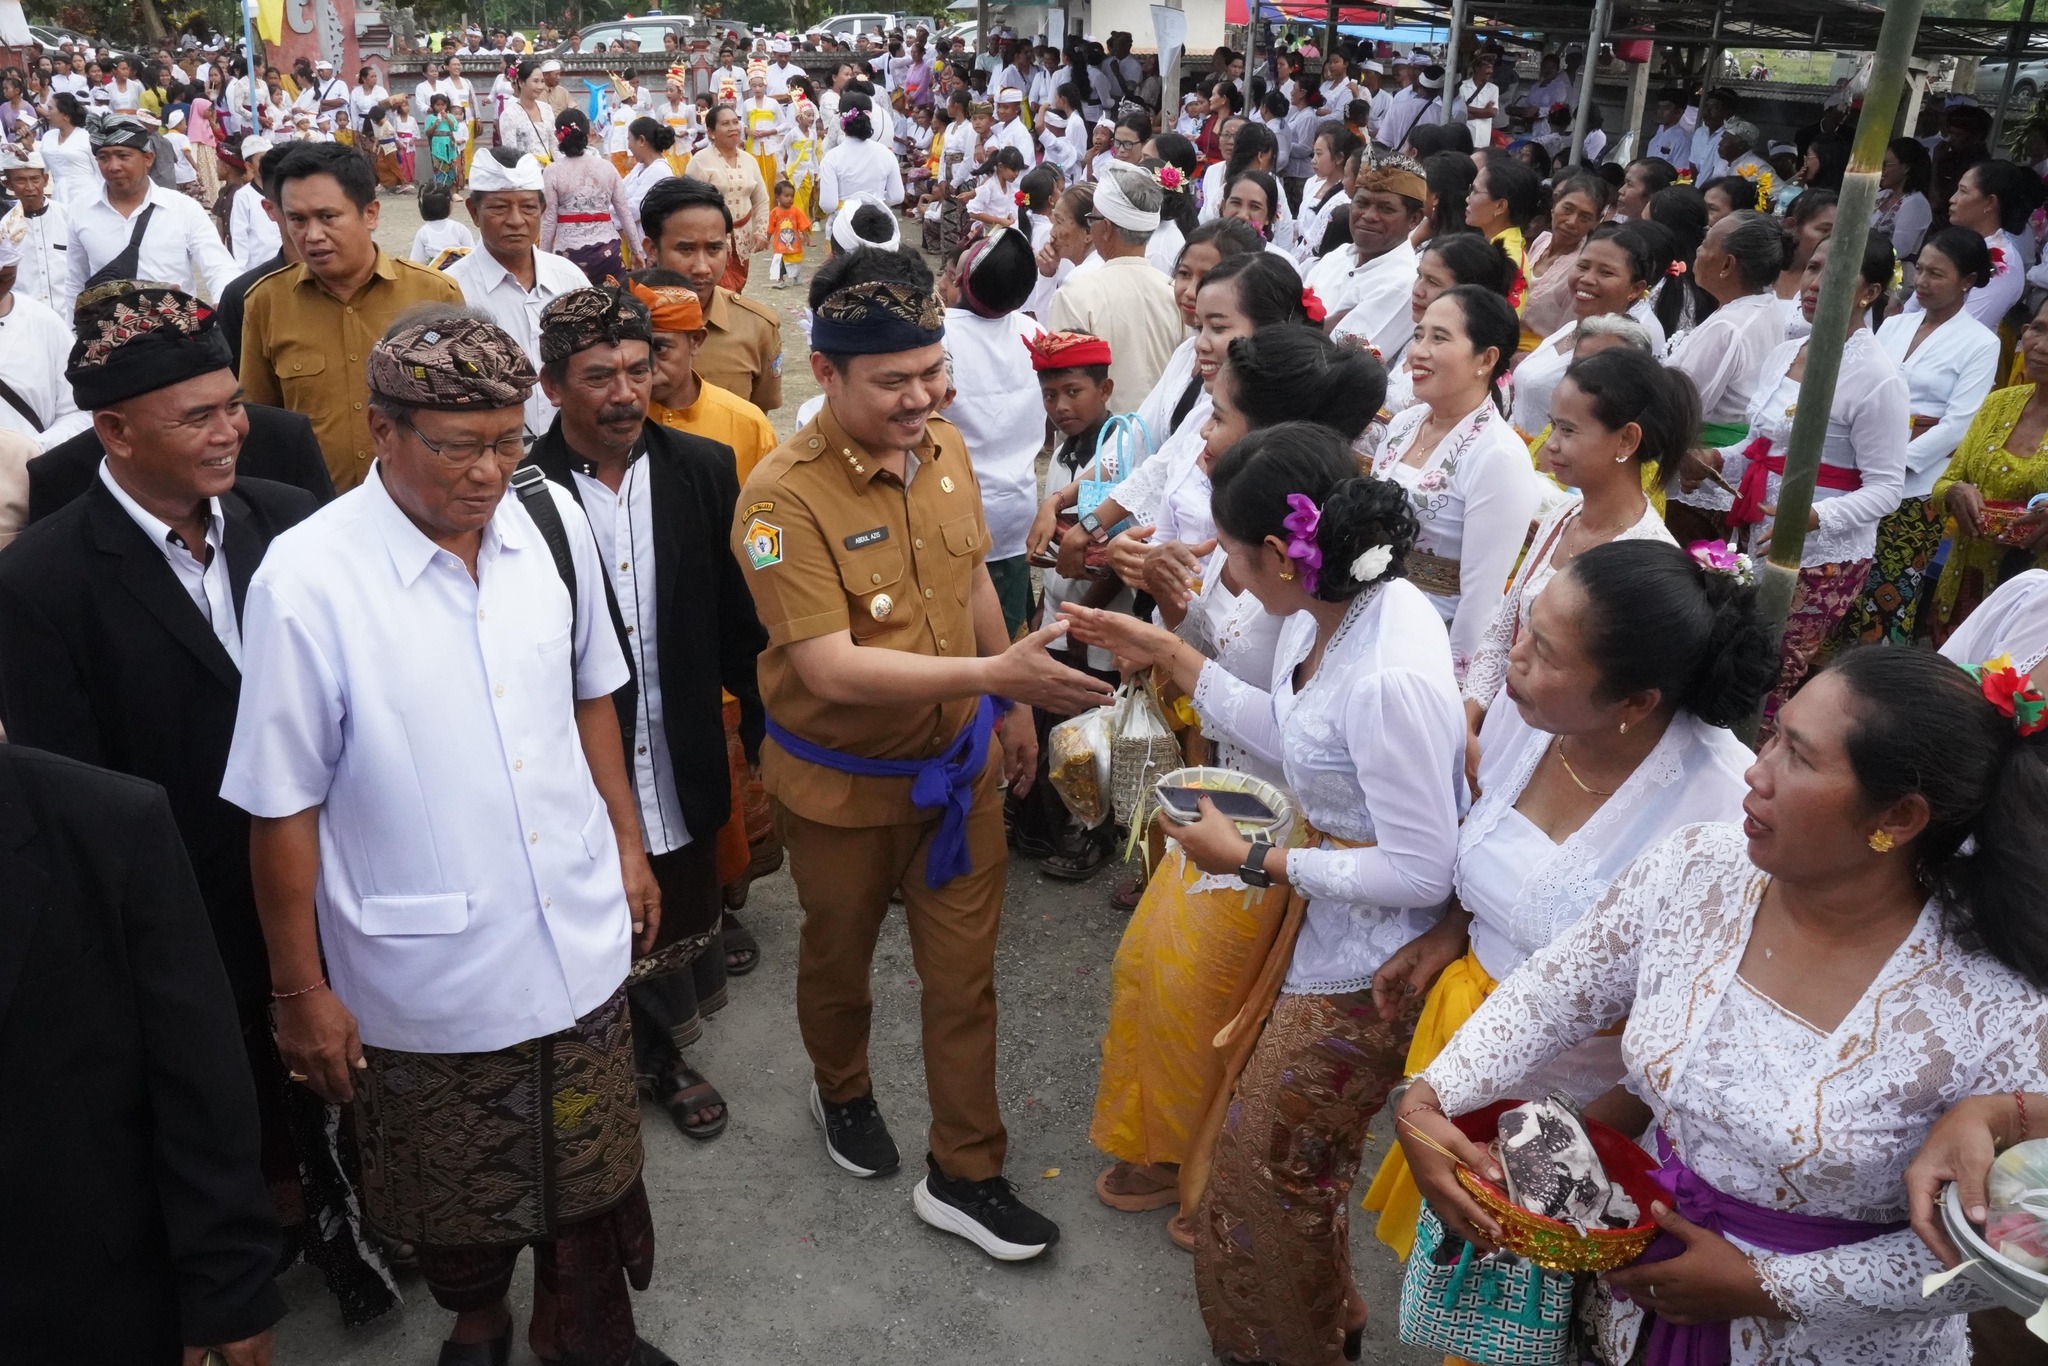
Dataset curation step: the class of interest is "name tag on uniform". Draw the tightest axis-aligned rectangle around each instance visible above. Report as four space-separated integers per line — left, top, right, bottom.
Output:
844 526 890 550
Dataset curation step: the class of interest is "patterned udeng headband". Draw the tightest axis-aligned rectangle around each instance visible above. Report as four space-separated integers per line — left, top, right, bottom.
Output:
1966 654 2048 738
811 277 946 356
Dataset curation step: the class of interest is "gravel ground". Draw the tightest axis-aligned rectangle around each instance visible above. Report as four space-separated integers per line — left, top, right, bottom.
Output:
272 193 1431 1366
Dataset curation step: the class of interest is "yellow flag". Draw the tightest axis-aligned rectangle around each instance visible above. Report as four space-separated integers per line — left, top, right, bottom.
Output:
256 0 285 46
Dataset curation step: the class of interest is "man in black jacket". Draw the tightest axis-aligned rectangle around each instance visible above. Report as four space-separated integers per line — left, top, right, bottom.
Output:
0 279 398 1327
0 743 283 1364
26 399 334 522
527 285 766 1141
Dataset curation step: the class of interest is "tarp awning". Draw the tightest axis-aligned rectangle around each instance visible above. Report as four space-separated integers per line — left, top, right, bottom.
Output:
1224 0 1395 25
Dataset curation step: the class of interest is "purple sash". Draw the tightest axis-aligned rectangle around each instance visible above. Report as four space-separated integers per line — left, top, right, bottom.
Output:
1638 1129 1906 1366
764 695 1008 889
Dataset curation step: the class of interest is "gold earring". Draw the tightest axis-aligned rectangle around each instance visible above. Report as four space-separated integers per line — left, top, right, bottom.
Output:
1279 566 1296 581
1869 830 1895 853
1619 721 1629 735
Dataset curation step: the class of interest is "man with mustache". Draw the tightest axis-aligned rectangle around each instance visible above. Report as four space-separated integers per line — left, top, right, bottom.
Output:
520 286 767 1145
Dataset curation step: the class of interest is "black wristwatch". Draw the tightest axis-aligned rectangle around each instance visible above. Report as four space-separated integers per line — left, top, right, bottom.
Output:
1238 835 1274 888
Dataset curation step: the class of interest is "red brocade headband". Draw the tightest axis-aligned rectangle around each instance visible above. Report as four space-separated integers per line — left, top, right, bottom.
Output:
1026 330 1113 370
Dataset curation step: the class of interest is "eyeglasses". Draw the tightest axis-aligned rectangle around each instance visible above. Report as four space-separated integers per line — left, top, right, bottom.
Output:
1113 136 1141 150
397 412 527 469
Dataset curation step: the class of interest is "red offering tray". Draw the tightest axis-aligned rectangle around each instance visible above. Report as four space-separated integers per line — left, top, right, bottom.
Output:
1448 1099 1663 1272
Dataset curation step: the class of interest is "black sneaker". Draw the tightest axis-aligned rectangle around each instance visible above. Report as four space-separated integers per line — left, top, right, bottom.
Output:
912 1153 1061 1261
809 1082 900 1178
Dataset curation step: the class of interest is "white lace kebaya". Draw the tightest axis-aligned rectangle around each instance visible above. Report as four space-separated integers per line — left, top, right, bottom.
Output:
1423 822 2048 1366
1456 703 1751 1104
1190 578 1467 994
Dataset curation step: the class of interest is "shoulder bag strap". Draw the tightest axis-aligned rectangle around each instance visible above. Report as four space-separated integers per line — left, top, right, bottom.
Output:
0 374 43 431
510 462 578 643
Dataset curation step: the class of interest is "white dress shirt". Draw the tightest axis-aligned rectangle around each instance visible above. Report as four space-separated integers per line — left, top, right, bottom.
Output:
73 182 238 301
228 181 282 273
221 464 633 1055
1690 121 1726 183
1645 120 1693 169
97 459 240 664
1455 78 1499 149
0 292 89 450
446 245 592 437
5 201 81 323
941 307 1045 561
1311 240 1419 359
1874 307 2002 499
572 456 688 854
990 114 1034 164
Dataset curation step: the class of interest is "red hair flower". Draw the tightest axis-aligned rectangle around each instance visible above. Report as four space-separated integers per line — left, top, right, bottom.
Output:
1667 258 1688 278
1156 164 1185 192
1014 188 1028 206
1969 655 2048 736
1992 245 2012 276
1506 264 1527 311
1301 286 1327 324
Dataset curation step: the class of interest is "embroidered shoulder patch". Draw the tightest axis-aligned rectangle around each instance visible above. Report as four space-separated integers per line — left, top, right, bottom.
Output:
742 516 783 569
744 500 774 519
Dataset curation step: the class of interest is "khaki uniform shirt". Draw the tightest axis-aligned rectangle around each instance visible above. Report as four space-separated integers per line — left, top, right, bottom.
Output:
239 251 464 492
696 286 784 414
733 405 990 828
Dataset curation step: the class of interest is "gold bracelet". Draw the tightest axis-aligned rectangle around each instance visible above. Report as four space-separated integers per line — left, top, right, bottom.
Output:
270 976 327 1000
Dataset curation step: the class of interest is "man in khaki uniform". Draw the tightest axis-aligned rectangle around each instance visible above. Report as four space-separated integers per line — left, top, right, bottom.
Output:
638 177 785 412
240 142 460 492
731 246 1110 1262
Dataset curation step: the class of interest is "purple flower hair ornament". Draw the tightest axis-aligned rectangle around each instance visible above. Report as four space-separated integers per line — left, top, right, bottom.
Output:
1282 492 1323 594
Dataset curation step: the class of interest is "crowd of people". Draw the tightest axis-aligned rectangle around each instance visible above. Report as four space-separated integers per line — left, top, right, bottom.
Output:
3 18 2048 1366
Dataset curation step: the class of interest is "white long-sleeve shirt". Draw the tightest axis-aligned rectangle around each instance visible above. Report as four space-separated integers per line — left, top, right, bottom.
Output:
1717 330 1909 566
1874 306 2002 499
817 136 903 213
73 182 237 301
228 181 282 274
1190 580 1465 994
1903 228 2026 331
1664 289 1787 428
0 291 92 450
4 201 81 324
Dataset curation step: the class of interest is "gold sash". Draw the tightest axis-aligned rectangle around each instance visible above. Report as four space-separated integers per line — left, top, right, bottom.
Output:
1406 550 1463 599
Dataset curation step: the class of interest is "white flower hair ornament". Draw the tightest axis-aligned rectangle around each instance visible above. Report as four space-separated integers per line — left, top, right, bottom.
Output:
1350 544 1394 585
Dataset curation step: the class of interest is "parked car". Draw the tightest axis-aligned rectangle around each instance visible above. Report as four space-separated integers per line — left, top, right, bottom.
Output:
558 15 739 55
28 25 95 52
805 12 904 42
1978 56 2048 106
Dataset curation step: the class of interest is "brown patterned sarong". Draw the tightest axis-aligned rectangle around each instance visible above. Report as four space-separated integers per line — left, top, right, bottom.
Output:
355 987 643 1247
1193 989 1418 1366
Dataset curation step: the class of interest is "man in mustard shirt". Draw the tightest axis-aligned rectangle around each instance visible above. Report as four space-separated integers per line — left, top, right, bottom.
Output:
239 142 460 492
732 246 1111 1262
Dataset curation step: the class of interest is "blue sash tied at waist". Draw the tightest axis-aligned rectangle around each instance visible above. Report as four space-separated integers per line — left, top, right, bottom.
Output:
764 695 1011 889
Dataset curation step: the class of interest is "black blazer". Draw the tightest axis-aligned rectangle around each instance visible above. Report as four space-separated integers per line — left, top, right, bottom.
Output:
25 403 335 525
0 745 283 1361
528 419 766 840
0 475 318 1021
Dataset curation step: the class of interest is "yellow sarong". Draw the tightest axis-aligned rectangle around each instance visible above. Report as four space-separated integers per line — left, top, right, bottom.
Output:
1090 844 1278 1167
1359 947 1498 1262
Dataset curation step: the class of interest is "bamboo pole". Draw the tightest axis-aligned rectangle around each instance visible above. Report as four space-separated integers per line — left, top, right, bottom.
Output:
1567 0 1613 165
1742 0 1925 742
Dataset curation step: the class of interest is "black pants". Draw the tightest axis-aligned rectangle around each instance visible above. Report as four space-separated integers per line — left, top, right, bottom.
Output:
627 842 727 1082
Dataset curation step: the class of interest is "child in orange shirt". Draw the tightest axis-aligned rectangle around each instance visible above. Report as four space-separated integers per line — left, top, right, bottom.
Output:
766 180 811 289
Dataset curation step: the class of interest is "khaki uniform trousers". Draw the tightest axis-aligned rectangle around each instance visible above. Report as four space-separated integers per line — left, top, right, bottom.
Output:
776 761 1009 1181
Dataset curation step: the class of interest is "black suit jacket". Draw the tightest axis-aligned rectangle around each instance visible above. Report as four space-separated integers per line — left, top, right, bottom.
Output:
25 403 334 525
528 419 766 840
0 745 283 1361
217 252 286 372
0 475 319 1020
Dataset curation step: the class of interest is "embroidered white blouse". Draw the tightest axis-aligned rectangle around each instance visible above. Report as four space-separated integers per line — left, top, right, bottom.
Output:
1130 334 1199 463
1374 401 1548 679
1872 307 2002 500
1110 392 1210 531
1665 290 1788 429
1460 495 1675 709
1716 331 1909 567
1903 229 2026 333
1423 822 2048 1366
1938 568 2048 672
1173 548 1287 791
1190 580 1466 994
1457 705 1752 1104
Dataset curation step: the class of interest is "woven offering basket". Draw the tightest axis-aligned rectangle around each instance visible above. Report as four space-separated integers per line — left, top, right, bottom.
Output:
1149 766 1299 849
1449 1100 1663 1273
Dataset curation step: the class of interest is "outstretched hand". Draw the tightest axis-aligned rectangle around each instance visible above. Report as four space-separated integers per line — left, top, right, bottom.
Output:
987 620 1117 713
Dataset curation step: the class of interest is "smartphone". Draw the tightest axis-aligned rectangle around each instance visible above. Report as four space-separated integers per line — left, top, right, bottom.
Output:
1156 786 1277 825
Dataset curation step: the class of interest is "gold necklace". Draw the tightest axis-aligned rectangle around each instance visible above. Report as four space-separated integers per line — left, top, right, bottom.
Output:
1552 736 1617 797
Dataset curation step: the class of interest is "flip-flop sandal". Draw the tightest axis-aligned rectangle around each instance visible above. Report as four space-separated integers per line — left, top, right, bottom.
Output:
1041 831 1109 882
1109 872 1146 912
1095 1162 1180 1212
723 913 761 976
662 1064 729 1141
1167 1209 1198 1253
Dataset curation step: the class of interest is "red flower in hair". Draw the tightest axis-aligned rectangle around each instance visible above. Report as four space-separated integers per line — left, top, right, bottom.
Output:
1667 259 1687 278
1300 286 1327 324
1014 188 1027 206
1992 245 2012 276
1506 264 1527 311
